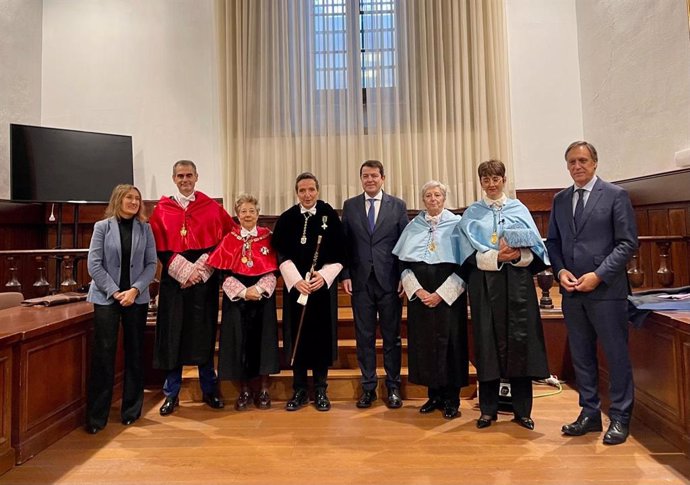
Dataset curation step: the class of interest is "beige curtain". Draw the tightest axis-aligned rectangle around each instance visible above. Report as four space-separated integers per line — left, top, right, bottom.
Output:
216 0 512 213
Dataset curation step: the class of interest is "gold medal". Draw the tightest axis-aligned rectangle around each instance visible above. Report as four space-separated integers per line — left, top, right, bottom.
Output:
241 256 248 264
428 241 437 252
490 232 498 245
180 226 187 237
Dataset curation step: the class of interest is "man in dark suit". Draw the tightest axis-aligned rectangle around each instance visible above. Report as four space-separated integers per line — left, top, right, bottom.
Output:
341 160 409 409
546 141 638 445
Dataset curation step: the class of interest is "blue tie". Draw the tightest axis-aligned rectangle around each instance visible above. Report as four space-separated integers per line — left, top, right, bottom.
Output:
574 188 585 231
367 198 376 232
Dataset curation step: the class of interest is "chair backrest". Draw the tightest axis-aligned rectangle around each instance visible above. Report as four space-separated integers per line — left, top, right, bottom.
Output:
0 292 24 310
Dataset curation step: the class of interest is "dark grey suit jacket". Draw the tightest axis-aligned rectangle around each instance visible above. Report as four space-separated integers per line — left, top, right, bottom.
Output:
341 192 409 293
546 178 638 300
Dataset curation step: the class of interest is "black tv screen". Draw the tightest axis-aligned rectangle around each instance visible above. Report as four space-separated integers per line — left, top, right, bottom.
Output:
10 124 134 202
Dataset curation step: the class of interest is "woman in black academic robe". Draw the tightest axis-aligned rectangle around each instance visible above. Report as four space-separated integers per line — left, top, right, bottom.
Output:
392 181 468 420
208 194 280 410
271 173 346 412
458 160 550 430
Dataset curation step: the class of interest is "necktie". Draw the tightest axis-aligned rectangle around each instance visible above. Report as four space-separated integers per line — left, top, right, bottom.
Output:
574 188 585 231
367 198 376 232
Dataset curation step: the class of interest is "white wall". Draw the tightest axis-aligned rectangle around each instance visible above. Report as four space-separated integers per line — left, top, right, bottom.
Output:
0 0 43 199
505 0 584 190
40 0 222 199
576 0 690 181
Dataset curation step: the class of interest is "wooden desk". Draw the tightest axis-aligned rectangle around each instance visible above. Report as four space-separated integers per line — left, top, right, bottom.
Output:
0 302 94 467
598 310 690 456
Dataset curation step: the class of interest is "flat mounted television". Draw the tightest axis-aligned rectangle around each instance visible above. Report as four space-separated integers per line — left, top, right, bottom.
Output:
10 124 134 202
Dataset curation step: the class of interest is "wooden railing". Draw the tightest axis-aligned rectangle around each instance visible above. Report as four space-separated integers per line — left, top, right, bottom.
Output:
628 235 688 289
0 249 89 298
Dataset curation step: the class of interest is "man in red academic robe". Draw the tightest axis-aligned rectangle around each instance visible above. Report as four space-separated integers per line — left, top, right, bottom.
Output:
149 160 235 415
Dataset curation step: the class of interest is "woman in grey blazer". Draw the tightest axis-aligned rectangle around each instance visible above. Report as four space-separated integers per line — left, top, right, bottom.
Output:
85 184 157 434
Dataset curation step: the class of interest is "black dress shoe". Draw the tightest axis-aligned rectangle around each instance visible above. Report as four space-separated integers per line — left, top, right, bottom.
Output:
121 417 137 426
314 390 331 412
386 389 403 409
442 401 460 420
356 390 377 408
203 392 225 409
286 389 309 411
235 390 251 411
255 390 271 409
85 424 101 434
562 413 603 436
512 416 535 430
159 395 179 416
476 414 497 429
419 397 442 414
603 420 629 445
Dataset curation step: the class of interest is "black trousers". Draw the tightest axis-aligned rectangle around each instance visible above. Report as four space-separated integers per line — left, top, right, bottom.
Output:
479 377 533 418
87 303 148 429
293 364 328 392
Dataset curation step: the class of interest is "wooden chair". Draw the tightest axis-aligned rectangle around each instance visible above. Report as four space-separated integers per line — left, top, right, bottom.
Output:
0 292 24 310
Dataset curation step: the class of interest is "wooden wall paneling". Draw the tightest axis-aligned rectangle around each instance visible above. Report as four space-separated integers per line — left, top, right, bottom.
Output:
13 325 91 464
647 209 671 287
541 316 573 381
634 209 652 288
681 332 690 439
515 188 560 212
648 208 671 235
620 313 689 457
669 208 689 286
0 346 14 476
630 324 681 421
635 208 650 236
1 202 46 297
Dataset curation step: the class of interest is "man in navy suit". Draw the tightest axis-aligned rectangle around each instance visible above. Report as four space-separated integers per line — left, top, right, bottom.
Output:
341 160 409 409
546 141 638 445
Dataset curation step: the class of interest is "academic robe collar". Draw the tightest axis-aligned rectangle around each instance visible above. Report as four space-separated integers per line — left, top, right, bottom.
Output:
207 225 277 276
150 191 235 253
392 209 462 264
458 197 548 265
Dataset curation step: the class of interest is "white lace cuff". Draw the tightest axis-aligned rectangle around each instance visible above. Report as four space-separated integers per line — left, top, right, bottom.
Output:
511 248 534 268
222 276 246 301
194 253 214 282
256 273 277 297
476 250 500 272
436 273 466 306
401 269 423 300
168 254 194 284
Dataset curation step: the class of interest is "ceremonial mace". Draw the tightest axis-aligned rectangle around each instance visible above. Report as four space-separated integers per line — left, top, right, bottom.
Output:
290 235 323 366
